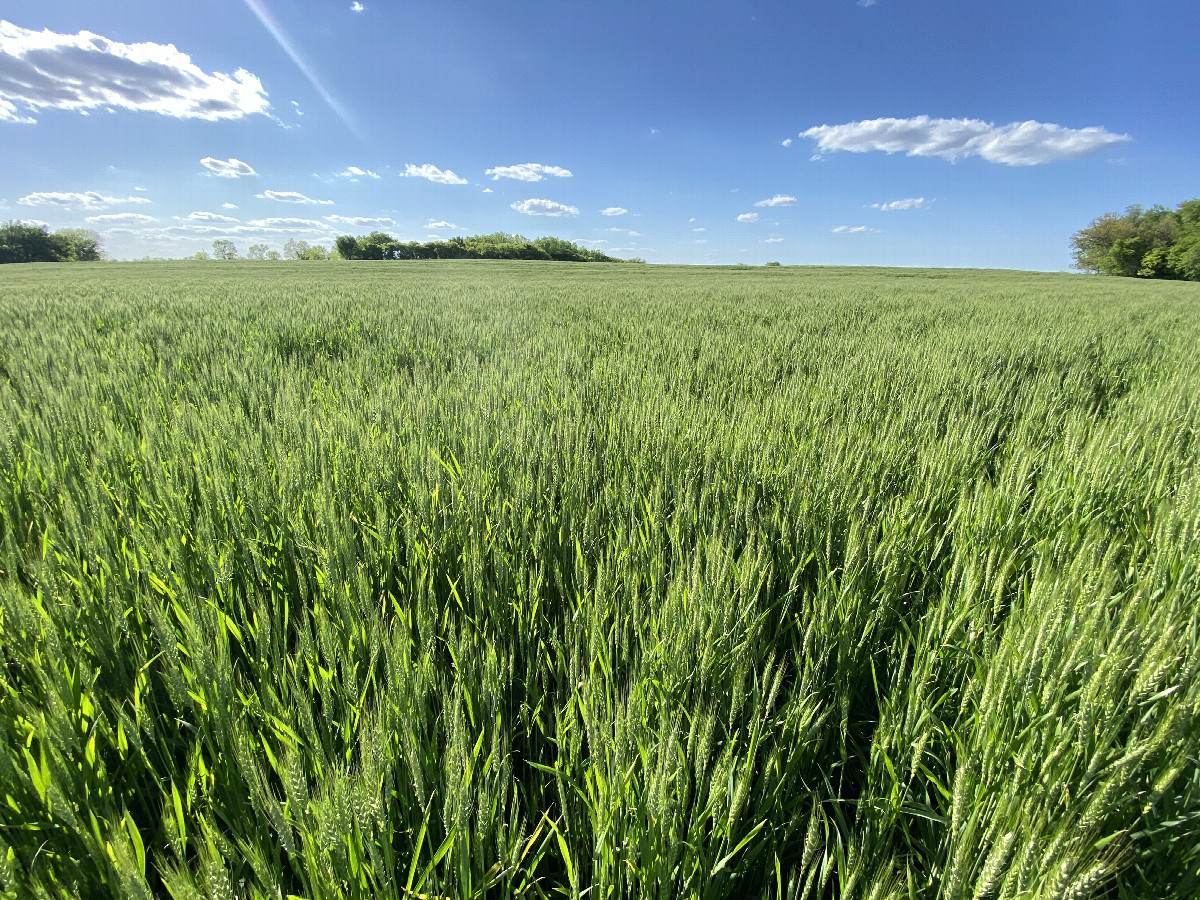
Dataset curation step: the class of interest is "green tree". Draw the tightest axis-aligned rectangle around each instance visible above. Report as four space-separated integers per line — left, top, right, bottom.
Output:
334 235 361 260
49 228 102 261
0 221 101 263
1072 200 1199 280
246 243 269 261
212 239 239 261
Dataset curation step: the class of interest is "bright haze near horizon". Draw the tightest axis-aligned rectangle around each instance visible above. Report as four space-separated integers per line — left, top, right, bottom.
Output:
1 0 1197 269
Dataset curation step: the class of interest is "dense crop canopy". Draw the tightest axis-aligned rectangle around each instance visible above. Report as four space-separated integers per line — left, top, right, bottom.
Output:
0 261 1197 899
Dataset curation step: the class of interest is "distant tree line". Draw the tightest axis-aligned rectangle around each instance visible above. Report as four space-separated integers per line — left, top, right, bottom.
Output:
334 232 624 262
0 220 102 264
198 239 329 261
1072 199 1200 280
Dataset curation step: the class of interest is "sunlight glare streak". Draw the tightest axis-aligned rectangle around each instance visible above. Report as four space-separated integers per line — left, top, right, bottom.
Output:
241 0 359 138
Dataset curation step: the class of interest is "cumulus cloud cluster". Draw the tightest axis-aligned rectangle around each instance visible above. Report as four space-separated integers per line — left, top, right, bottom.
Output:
325 215 396 227
85 212 157 224
19 190 151 210
0 20 269 123
256 190 333 205
182 211 241 224
869 197 929 211
201 157 256 178
736 212 759 223
510 199 578 217
801 116 1130 166
486 163 572 182
401 163 467 184
754 194 796 208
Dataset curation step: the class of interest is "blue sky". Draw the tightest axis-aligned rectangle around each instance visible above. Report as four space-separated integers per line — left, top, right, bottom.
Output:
2 0 1197 268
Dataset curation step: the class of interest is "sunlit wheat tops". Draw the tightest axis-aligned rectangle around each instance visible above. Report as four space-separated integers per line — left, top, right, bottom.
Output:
0 260 1197 899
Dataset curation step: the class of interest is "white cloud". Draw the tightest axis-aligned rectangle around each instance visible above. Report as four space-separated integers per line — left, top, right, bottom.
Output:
222 202 238 210
781 138 793 148
18 190 150 210
201 157 256 178
0 96 35 123
134 186 147 192
290 100 303 116
256 190 334 205
801 116 1131 166
426 220 456 228
627 231 640 237
351 2 365 9
401 163 467 184
84 212 157 224
325 215 396 227
486 163 572 182
0 21 269 123
247 217 331 229
183 211 241 223
338 166 380 180
832 225 880 234
753 194 796 208
482 187 494 193
692 227 706 232
764 237 785 243
736 213 759 223
868 197 930 211
858 0 877 6
573 239 608 247
511 198 578 217
600 207 627 216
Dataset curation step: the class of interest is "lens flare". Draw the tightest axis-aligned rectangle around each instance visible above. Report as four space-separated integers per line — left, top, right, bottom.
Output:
241 0 359 137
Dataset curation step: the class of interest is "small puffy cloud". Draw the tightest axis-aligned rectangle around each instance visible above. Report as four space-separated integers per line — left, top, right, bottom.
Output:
183 211 240 223
325 215 396 227
401 163 467 184
692 227 706 232
482 187 494 193
764 237 785 243
222 202 238 209
338 166 380 180
0 20 270 123
832 225 880 234
868 197 930 211
511 198 578 217
801 116 1131 166
736 212 759 223
627 231 641 237
486 163 572 182
256 190 333 205
600 207 627 216
426 220 456 228
753 194 796 208
351 2 365 9
201 157 256 178
85 212 157 224
781 138 793 148
18 190 150 210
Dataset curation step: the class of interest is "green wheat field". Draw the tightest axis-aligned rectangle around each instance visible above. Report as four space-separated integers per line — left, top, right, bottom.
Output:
1 261 1197 900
